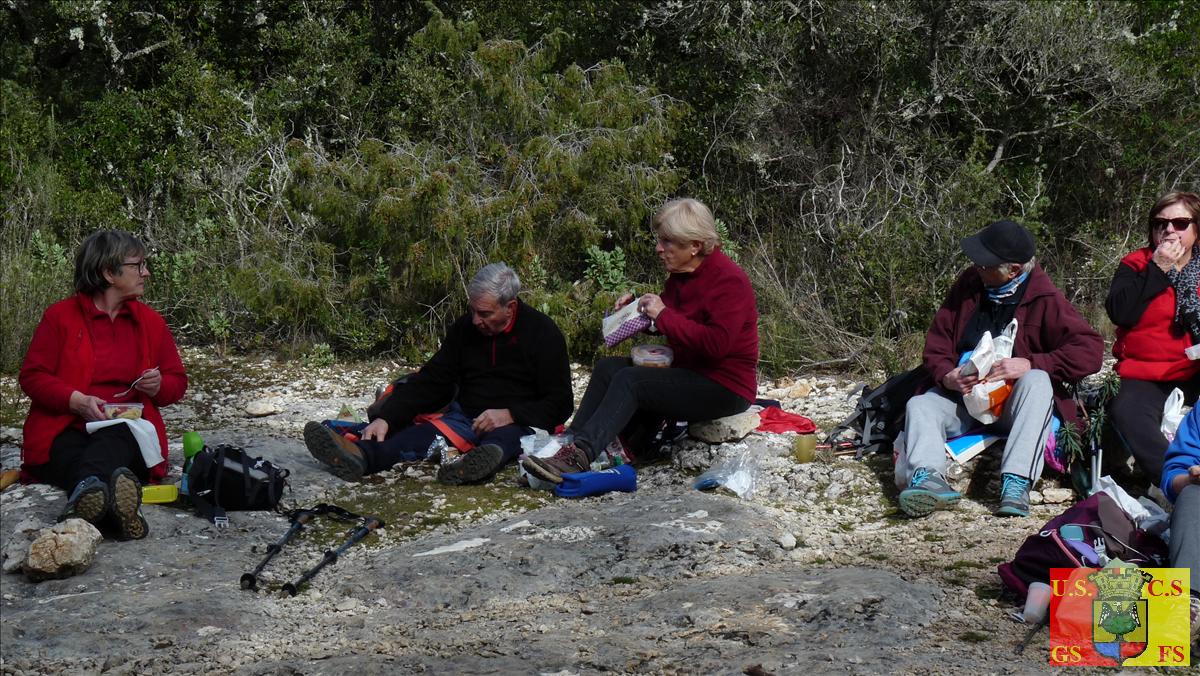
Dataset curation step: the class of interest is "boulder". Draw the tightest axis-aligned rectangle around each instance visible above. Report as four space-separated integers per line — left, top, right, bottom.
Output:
689 410 760 444
23 519 102 582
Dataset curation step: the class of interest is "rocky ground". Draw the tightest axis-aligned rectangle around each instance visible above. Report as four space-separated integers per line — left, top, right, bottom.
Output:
0 347 1129 674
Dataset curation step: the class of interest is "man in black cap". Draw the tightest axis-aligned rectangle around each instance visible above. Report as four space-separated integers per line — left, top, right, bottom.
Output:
895 220 1103 518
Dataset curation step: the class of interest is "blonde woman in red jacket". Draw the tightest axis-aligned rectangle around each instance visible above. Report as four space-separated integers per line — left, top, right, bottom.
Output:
1106 191 1200 485
523 198 758 482
19 231 187 540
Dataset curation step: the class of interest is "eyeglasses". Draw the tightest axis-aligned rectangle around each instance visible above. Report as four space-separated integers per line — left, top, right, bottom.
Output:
1150 217 1195 232
119 260 150 273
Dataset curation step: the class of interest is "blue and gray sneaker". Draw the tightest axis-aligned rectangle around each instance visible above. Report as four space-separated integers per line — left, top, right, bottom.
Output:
898 467 961 517
995 473 1032 517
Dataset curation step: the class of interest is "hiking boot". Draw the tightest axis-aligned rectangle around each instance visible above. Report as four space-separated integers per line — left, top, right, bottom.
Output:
995 473 1032 517
109 468 148 540
521 443 590 485
304 421 366 481
437 444 505 485
58 476 110 525
898 467 961 517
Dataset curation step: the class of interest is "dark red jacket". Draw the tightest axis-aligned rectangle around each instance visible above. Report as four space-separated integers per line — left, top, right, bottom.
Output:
922 265 1103 431
1107 247 1200 382
19 293 188 482
655 249 759 403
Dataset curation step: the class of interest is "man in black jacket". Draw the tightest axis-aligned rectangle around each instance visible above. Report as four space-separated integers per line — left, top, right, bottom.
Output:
304 263 573 485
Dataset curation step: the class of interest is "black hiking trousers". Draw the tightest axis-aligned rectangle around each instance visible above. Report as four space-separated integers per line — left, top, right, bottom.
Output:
31 424 148 491
569 357 749 461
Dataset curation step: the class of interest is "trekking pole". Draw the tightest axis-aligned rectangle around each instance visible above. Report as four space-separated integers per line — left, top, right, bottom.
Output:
241 508 319 591
282 516 384 597
1013 615 1048 655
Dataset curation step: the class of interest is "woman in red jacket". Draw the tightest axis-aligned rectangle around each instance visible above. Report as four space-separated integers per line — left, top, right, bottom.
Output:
19 231 187 540
1106 191 1200 485
523 198 758 482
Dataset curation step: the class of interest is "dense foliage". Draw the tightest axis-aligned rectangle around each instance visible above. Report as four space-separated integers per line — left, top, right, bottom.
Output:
2 1 1196 374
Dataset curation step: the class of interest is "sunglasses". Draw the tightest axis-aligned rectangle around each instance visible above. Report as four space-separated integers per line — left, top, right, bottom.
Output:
1150 217 1195 232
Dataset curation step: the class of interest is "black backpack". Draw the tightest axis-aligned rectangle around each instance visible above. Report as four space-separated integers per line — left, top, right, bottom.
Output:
187 444 289 527
824 366 928 458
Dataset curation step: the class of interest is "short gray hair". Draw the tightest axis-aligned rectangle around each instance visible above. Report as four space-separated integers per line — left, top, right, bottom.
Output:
468 262 521 304
74 230 147 295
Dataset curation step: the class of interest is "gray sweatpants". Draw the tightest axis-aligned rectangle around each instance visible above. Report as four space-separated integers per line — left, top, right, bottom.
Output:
900 369 1055 484
1170 484 1200 599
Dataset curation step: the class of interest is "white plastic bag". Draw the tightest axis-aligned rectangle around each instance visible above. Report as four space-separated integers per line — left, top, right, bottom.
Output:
963 320 1018 424
518 430 568 492
692 446 760 499
1161 388 1185 442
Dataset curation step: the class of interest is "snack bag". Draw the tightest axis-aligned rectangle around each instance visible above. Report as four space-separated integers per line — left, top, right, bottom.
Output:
963 320 1018 424
602 301 651 347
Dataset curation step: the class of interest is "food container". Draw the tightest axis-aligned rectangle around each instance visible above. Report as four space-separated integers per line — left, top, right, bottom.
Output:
142 484 178 504
104 402 144 420
631 344 674 368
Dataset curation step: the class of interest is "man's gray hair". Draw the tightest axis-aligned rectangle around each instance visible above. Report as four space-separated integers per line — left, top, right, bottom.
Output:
468 262 521 304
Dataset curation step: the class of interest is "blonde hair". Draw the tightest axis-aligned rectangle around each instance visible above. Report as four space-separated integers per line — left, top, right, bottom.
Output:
653 198 720 255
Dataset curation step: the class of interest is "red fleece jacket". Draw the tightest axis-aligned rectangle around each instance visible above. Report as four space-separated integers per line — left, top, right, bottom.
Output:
1110 248 1200 382
922 265 1103 431
654 249 759 403
19 293 188 482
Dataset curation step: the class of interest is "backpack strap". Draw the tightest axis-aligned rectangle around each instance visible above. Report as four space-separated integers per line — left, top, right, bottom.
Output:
192 446 229 528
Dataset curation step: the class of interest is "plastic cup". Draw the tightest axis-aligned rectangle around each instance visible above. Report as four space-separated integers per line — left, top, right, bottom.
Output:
1024 581 1052 624
792 434 817 464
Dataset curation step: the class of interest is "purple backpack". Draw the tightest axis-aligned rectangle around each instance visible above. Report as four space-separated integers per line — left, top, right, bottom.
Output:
997 492 1168 599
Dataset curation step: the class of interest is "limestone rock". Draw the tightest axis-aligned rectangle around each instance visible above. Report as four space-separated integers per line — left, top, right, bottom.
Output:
689 410 760 444
244 400 280 417
23 519 102 582
786 382 813 399
2 518 46 574
1041 488 1073 504
776 532 797 550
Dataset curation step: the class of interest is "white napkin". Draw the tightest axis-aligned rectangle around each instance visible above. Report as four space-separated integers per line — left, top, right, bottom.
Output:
85 418 164 469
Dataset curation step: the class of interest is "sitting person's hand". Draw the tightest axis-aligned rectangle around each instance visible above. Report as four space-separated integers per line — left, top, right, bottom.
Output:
133 367 162 397
1152 238 1187 272
614 292 634 310
941 366 979 394
1170 465 1200 498
637 293 666 320
360 418 389 441
68 391 106 422
472 408 513 434
985 357 1032 383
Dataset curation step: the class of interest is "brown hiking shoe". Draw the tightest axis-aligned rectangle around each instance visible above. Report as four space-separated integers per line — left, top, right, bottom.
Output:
438 443 505 485
304 421 366 481
521 443 590 484
109 468 148 540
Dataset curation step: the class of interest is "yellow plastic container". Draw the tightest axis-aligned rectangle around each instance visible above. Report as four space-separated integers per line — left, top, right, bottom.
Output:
142 484 179 504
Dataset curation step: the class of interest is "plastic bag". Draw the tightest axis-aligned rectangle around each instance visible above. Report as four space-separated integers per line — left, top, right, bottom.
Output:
518 430 568 492
963 320 1018 424
692 446 760 499
1160 388 1184 442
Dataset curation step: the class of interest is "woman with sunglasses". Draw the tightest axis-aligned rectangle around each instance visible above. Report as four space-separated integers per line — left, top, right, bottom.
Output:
1106 191 1200 486
18 230 187 540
